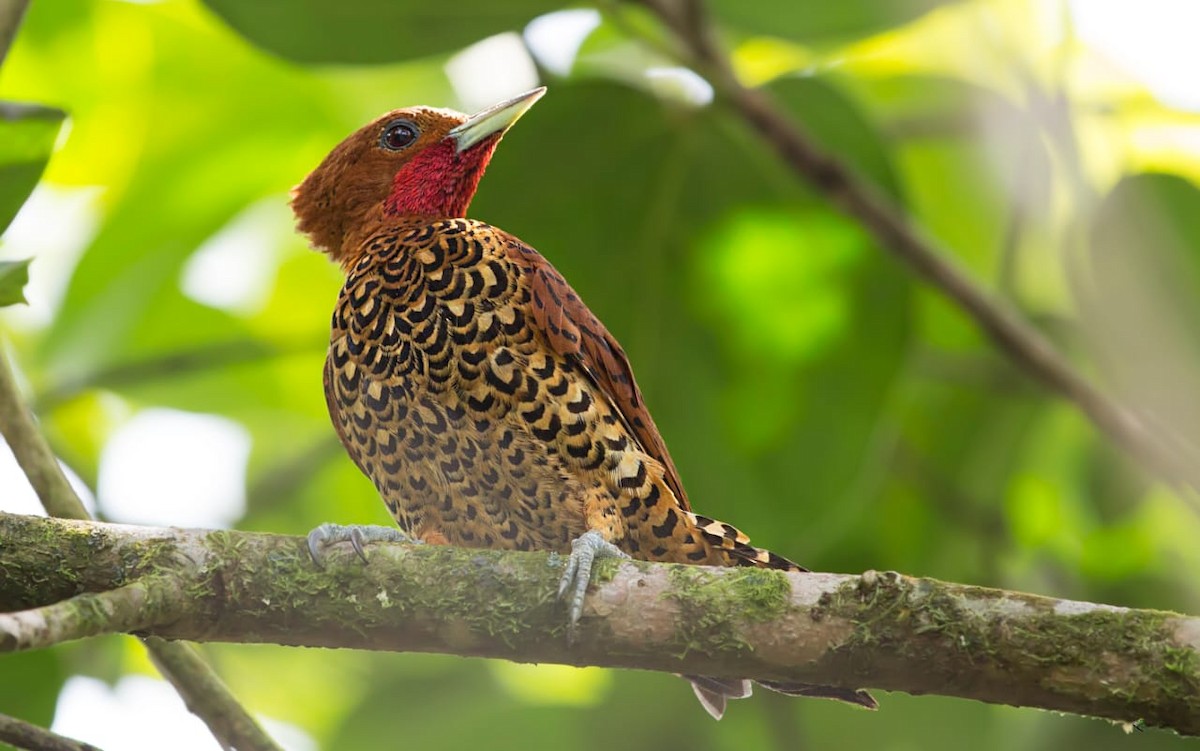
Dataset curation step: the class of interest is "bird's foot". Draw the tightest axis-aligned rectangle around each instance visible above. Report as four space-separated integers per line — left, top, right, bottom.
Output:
556 530 629 635
306 523 417 566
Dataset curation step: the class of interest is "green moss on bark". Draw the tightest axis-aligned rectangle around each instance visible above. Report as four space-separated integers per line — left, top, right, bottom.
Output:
0 516 107 607
811 571 1200 728
193 533 572 649
665 565 792 657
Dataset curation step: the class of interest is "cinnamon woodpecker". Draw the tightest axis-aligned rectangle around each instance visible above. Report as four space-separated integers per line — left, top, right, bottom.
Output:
292 87 876 719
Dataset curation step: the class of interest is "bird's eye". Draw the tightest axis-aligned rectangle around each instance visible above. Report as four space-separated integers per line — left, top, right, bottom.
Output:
380 121 419 151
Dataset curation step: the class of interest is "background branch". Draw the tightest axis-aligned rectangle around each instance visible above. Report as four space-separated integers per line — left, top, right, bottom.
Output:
628 0 1200 491
0 350 87 520
0 0 30 68
0 349 281 751
1 513 1197 736
0 712 103 751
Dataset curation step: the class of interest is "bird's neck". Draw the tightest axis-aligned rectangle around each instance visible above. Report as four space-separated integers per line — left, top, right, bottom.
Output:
383 139 492 219
333 209 434 271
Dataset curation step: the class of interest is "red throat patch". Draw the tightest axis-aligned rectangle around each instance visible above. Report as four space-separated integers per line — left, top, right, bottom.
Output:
384 135 500 218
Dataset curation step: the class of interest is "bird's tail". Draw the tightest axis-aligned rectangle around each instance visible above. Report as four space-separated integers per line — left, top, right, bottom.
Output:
683 512 878 718
683 676 877 720
684 675 751 721
687 511 808 571
757 680 879 708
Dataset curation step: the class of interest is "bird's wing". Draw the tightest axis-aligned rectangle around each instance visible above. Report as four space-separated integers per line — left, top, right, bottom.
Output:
503 235 691 511
322 353 363 470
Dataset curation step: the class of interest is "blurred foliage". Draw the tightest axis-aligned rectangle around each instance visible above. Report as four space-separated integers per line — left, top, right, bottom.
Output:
202 0 560 63
0 102 61 309
0 259 31 306
1 0 1199 749
0 103 62 234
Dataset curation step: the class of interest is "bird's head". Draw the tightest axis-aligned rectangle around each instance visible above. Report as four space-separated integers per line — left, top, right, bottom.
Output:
292 87 545 262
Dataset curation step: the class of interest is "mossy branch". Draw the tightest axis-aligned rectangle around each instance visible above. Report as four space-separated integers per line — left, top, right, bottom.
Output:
1 513 1197 736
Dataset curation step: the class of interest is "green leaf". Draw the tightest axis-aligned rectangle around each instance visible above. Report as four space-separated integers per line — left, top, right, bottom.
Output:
1084 173 1200 453
0 258 31 306
709 0 967 45
0 103 65 236
201 0 557 64
0 651 67 744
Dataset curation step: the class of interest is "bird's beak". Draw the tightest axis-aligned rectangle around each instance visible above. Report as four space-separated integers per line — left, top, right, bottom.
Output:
448 87 546 154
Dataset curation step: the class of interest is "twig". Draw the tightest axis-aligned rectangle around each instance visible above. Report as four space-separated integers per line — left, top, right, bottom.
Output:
2 512 1199 736
145 639 284 751
0 712 104 751
0 348 282 751
0 579 178 652
627 0 1200 491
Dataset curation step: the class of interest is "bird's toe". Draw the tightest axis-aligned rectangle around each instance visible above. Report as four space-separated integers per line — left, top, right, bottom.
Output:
556 530 629 634
306 523 416 566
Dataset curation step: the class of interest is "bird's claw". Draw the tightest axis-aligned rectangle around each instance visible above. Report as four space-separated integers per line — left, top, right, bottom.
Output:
306 523 417 566
557 530 629 637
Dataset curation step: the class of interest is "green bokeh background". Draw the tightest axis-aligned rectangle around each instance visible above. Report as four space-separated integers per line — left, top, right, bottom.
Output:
1 0 1199 748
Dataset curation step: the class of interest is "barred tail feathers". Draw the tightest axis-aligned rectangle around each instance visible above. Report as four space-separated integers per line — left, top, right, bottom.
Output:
687 511 807 572
758 680 879 709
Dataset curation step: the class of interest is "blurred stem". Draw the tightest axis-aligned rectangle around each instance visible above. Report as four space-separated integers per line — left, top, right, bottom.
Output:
0 712 103 751
145 639 279 751
0 347 282 751
4 512 1200 736
35 338 314 412
626 0 1200 494
0 349 88 520
0 0 29 69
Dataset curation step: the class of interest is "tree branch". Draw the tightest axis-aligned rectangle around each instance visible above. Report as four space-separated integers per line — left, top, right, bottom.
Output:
2 512 1197 736
0 0 30 69
0 712 104 751
626 0 1200 491
0 349 281 751
0 579 179 652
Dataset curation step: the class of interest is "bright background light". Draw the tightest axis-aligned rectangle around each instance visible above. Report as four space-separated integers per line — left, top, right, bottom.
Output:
445 33 540 113
0 186 99 330
524 10 601 77
1069 0 1200 112
52 676 315 751
96 408 250 527
181 198 289 314
0 440 95 516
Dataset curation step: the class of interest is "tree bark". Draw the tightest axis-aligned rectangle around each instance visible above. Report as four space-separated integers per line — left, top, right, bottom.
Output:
1 512 1196 735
